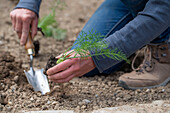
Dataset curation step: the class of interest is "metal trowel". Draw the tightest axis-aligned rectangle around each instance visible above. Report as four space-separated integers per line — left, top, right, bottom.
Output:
24 31 50 95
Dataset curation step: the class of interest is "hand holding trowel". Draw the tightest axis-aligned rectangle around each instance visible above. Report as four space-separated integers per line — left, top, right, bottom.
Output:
24 31 50 95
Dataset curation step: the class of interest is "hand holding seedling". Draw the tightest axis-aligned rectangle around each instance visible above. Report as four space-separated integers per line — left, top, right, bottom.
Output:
47 50 96 83
10 8 38 45
45 30 128 83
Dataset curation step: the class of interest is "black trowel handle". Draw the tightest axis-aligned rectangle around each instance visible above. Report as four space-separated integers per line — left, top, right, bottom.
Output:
25 31 35 56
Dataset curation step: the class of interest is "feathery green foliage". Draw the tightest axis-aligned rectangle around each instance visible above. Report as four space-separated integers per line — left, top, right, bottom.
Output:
57 30 129 64
38 0 66 40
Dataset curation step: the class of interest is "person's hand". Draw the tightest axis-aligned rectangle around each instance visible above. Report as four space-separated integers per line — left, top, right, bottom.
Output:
46 50 96 83
10 8 38 45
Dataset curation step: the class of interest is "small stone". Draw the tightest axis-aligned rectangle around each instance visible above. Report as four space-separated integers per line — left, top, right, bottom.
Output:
8 101 12 105
47 100 51 104
123 94 132 101
42 105 48 110
146 89 150 92
81 105 86 109
161 89 165 92
30 97 34 101
52 101 58 105
95 94 98 98
0 83 5 90
36 92 42 97
9 71 15 76
83 99 91 104
116 97 121 101
13 76 19 83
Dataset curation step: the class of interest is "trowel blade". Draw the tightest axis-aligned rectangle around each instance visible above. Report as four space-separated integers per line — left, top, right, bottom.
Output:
24 68 50 95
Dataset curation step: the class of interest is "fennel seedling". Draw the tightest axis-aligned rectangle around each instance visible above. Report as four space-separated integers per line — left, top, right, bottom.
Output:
57 30 129 64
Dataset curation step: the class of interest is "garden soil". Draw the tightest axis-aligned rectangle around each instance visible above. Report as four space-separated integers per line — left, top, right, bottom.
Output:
0 0 169 113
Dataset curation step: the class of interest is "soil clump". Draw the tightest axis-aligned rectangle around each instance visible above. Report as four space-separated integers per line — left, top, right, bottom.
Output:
44 55 58 75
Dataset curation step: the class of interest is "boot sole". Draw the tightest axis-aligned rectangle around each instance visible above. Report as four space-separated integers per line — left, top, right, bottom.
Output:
119 77 170 90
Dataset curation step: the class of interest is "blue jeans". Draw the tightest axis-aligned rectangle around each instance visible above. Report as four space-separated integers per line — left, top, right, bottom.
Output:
72 0 169 76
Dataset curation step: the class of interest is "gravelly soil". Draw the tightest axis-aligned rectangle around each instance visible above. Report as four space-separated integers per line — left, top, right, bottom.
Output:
0 51 170 113
0 0 169 113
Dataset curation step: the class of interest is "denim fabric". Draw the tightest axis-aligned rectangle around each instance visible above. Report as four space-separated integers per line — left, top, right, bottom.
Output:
121 0 170 43
121 0 148 17
72 0 169 76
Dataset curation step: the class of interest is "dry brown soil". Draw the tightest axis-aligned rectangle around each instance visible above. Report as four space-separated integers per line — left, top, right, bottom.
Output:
0 0 169 113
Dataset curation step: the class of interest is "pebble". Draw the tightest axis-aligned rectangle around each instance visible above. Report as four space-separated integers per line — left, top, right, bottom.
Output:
161 89 165 92
42 105 48 110
8 101 12 105
116 97 121 101
30 97 34 101
83 99 91 104
123 94 132 101
52 101 58 105
13 76 19 83
81 105 86 109
47 100 51 104
95 94 98 98
36 92 42 97
146 89 150 93
0 83 5 90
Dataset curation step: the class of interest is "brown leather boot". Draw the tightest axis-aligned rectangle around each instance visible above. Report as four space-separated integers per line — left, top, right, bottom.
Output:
119 42 170 90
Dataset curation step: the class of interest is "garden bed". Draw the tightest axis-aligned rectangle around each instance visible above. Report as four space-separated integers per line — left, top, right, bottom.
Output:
0 0 169 113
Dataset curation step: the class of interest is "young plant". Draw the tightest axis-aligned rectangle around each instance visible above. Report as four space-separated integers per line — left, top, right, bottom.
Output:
57 30 129 64
38 0 66 40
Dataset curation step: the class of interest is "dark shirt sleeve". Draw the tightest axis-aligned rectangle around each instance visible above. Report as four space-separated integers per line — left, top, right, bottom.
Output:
15 0 42 17
90 0 170 73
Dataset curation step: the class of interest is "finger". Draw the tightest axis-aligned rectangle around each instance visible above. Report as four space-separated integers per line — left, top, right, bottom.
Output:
10 13 16 30
17 32 22 39
52 74 75 83
31 17 38 38
56 50 73 59
48 67 74 80
20 20 31 45
56 54 71 59
47 58 74 75
15 16 22 38
20 31 29 45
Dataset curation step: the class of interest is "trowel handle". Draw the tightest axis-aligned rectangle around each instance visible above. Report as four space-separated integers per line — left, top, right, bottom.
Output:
25 31 34 50
25 31 35 56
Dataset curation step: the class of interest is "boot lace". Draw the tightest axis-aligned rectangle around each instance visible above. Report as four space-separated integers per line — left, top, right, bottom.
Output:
131 45 155 74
